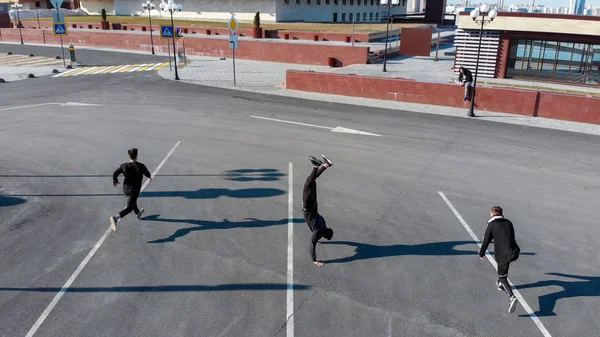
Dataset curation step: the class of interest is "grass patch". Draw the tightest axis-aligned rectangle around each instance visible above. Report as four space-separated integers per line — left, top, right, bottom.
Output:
480 81 600 97
24 15 426 33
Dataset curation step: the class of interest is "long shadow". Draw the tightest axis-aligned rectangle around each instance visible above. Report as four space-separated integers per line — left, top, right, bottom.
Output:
0 168 285 182
145 214 304 243
0 283 310 293
0 196 26 207
323 240 534 264
6 187 285 199
515 273 600 317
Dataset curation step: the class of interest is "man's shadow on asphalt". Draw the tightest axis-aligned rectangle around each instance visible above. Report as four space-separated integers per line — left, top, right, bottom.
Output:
140 187 285 199
515 273 600 317
144 214 304 243
321 241 535 264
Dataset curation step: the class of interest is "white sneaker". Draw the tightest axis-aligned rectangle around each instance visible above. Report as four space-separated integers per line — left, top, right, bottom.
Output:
497 280 505 292
109 216 118 232
508 296 518 313
137 208 145 220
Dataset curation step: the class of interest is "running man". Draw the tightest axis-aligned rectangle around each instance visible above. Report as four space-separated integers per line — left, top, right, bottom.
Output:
109 148 152 231
303 155 334 267
479 206 521 313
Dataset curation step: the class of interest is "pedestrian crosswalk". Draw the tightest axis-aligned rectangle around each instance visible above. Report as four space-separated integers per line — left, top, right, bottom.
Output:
52 63 170 77
0 54 64 67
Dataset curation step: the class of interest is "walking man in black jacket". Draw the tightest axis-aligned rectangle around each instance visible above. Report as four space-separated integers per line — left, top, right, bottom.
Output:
303 155 334 267
109 148 152 231
479 206 520 313
458 66 473 102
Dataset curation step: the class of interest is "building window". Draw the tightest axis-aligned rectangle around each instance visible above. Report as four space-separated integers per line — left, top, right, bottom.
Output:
375 12 379 20
358 0 361 5
35 1 40 7
506 39 600 85
363 12 367 20
334 0 338 4
402 0 406 6
285 0 289 3
369 12 373 20
371 0 374 5
296 0 300 4
350 0 353 4
307 0 311 4
356 12 360 21
343 0 347 4
349 13 353 21
342 13 346 21
326 0 330 4
317 0 321 4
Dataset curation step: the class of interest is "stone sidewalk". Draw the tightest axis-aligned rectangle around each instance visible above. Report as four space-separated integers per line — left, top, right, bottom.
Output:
159 55 600 137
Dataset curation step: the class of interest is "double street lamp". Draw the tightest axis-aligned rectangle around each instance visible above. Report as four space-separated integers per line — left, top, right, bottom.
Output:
380 0 399 72
11 2 23 45
142 0 156 54
159 0 182 80
467 4 497 117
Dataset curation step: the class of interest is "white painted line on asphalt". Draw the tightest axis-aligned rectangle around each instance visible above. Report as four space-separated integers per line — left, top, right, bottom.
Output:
250 115 332 130
72 66 100 76
52 68 79 77
437 191 553 337
286 162 294 337
90 66 111 75
110 65 131 74
127 64 149 72
250 115 383 137
25 141 182 337
146 63 163 71
0 103 60 111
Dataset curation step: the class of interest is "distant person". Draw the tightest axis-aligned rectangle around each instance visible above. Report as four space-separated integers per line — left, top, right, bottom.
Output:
303 155 334 267
479 206 521 313
457 66 473 102
109 148 152 231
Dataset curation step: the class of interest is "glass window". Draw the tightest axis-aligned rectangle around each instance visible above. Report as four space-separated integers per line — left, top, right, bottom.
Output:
342 13 346 21
506 39 600 86
356 12 360 21
370 12 373 20
363 12 366 20
307 0 311 4
343 0 347 4
375 12 379 21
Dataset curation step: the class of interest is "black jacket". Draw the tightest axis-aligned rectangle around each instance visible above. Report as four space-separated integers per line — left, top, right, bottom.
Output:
113 161 151 194
479 217 520 265
459 68 473 83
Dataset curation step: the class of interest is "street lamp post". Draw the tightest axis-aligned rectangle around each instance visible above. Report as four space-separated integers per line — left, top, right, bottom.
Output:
160 0 182 80
11 3 24 45
142 0 156 54
468 4 497 117
380 0 399 72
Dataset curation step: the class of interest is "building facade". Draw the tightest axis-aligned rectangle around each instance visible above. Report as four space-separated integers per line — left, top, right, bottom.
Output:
455 12 600 86
71 0 406 22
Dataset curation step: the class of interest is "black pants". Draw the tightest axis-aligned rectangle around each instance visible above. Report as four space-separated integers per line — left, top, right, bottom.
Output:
119 189 140 218
498 262 514 297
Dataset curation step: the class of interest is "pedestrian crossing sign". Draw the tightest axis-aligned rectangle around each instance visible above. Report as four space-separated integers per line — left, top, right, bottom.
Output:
160 25 173 39
53 22 68 36
160 25 183 39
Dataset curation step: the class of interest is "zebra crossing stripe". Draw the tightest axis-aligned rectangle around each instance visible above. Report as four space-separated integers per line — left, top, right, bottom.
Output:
110 65 132 73
127 64 149 72
90 66 112 75
99 65 122 74
63 67 96 77
136 63 158 72
155 62 169 70
118 64 141 72
0 55 30 62
52 68 80 77
146 63 165 71
76 67 102 76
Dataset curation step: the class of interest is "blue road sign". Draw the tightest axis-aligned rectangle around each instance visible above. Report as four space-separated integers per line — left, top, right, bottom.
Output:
176 27 184 39
53 22 68 36
160 25 173 39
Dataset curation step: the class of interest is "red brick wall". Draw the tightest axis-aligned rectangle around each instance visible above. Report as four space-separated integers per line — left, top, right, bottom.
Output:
286 71 537 115
286 70 600 125
0 28 369 66
536 92 600 124
399 28 433 57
